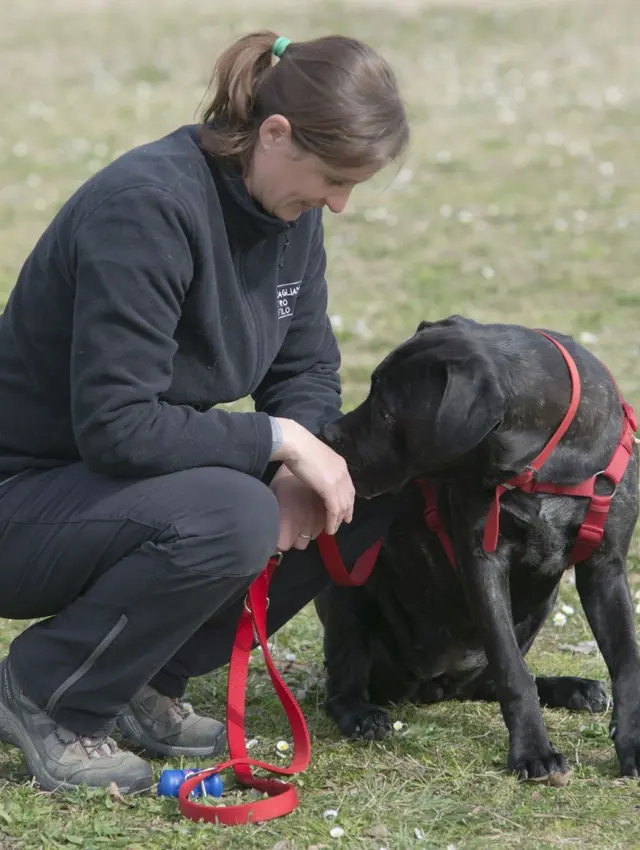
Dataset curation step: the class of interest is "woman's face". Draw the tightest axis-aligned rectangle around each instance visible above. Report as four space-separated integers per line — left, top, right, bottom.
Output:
245 115 381 222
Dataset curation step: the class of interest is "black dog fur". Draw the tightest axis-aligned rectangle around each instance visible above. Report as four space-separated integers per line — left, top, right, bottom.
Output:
316 315 640 780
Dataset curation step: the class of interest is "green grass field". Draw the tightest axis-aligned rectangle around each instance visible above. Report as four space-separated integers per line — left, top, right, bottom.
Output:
1 0 639 847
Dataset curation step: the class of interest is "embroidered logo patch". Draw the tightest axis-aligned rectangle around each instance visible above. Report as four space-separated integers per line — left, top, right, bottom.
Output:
276 281 301 320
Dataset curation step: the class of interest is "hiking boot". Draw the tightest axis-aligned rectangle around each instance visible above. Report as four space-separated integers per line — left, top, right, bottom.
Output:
117 684 226 758
0 657 152 794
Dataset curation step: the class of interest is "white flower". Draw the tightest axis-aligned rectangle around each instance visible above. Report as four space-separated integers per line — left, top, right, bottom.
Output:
285 652 296 662
364 207 396 225
498 107 516 124
579 331 598 344
26 173 42 188
530 70 550 86
393 720 405 731
353 319 373 339
392 167 413 187
561 604 575 615
330 826 344 838
276 740 290 753
573 210 588 223
545 131 564 146
553 612 567 626
554 218 568 232
599 161 615 177
323 808 338 819
414 826 425 840
12 142 28 158
330 314 344 331
439 204 452 218
458 210 474 224
246 737 259 749
481 266 495 280
436 150 452 164
635 602 640 615
71 137 91 154
604 87 623 104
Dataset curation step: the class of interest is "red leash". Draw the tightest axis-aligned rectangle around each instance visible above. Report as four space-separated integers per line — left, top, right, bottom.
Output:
178 532 381 825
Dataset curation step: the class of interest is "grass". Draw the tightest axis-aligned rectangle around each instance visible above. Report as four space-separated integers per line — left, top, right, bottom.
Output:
1 0 640 847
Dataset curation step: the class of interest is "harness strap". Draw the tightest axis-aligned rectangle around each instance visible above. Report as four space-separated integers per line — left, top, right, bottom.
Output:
418 479 457 570
483 332 581 553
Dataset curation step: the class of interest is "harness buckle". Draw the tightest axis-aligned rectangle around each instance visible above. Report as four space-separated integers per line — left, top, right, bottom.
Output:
502 465 537 492
576 523 605 547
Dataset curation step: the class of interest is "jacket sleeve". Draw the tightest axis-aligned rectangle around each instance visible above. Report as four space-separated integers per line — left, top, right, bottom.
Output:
70 184 273 478
252 211 342 435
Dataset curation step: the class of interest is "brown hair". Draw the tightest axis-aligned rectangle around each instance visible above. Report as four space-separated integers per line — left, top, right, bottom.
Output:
199 30 409 172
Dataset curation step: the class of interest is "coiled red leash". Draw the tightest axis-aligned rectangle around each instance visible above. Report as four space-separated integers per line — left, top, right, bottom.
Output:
178 532 381 825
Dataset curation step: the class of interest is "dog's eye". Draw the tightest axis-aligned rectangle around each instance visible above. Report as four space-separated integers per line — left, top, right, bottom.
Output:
380 410 396 430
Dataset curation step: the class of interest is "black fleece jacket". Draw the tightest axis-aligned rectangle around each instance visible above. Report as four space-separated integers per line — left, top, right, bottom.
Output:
0 125 342 479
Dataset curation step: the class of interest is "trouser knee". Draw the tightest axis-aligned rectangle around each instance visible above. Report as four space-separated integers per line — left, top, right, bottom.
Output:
163 468 280 579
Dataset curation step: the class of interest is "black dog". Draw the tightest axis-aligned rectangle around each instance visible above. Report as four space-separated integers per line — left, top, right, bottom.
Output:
316 315 640 781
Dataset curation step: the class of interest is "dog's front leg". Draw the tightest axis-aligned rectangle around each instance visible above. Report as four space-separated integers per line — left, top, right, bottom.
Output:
319 585 392 741
454 500 568 779
575 554 640 776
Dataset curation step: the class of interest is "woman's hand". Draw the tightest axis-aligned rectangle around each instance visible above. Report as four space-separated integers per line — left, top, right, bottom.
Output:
270 418 355 535
269 465 326 551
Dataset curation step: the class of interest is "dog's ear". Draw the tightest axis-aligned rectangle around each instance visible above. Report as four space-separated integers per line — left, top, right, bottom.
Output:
416 320 432 334
431 356 505 461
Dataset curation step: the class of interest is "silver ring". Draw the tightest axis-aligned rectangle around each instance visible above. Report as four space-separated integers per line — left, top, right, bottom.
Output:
298 533 313 540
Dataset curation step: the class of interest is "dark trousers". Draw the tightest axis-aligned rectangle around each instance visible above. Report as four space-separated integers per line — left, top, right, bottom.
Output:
0 464 401 736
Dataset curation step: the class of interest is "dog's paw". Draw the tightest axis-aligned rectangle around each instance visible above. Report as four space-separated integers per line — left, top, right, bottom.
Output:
325 698 392 740
536 676 610 713
612 735 640 778
509 740 570 782
569 678 610 713
610 715 640 777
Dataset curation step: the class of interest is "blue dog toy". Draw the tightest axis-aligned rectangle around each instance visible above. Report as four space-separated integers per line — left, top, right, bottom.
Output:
157 768 223 799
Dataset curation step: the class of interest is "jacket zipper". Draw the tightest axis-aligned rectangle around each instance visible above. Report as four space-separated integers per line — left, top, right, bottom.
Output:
278 226 291 269
240 226 292 390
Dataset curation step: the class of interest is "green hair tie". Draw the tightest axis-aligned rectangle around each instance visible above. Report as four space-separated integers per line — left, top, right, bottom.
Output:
271 36 291 58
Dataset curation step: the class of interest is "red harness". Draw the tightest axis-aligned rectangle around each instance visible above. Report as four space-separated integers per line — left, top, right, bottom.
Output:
177 334 637 825
418 332 637 570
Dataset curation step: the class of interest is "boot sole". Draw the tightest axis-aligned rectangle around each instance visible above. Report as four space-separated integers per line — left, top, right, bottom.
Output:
0 691 153 794
117 712 227 759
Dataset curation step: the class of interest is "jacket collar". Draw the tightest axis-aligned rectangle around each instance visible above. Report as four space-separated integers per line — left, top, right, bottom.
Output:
189 124 292 247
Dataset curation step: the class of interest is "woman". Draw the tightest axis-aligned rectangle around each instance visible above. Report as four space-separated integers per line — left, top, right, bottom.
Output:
0 31 409 793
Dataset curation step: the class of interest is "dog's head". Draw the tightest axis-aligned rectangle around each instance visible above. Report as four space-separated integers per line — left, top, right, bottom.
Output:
322 315 506 497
